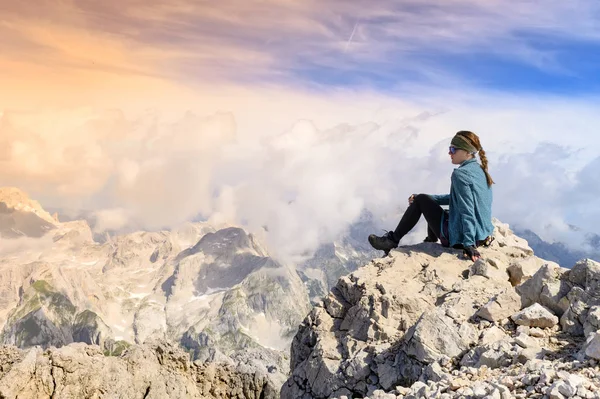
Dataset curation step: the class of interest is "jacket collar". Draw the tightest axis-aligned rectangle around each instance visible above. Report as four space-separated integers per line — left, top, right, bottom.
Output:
459 158 478 167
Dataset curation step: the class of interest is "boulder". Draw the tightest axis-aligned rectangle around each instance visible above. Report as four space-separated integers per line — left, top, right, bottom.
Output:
516 264 571 316
476 289 522 322
403 310 477 364
511 303 559 328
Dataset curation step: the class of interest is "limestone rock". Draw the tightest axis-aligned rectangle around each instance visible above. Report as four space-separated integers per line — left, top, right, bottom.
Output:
507 257 560 287
511 303 559 328
516 264 571 316
567 259 600 293
581 332 600 360
476 289 522 322
514 333 539 349
480 326 509 346
283 219 558 398
0 340 278 399
561 287 600 337
584 306 600 337
460 338 515 369
403 310 476 364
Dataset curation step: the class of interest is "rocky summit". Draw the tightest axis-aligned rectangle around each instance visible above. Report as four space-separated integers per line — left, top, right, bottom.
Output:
281 219 600 399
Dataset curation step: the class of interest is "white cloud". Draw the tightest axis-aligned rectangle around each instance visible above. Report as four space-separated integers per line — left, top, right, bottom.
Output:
93 208 131 233
0 234 55 257
3 87 600 263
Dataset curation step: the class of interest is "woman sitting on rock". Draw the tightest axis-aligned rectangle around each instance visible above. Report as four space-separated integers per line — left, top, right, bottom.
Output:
368 130 494 261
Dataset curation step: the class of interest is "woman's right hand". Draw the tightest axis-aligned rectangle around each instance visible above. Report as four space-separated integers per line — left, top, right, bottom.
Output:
464 246 481 262
408 194 416 205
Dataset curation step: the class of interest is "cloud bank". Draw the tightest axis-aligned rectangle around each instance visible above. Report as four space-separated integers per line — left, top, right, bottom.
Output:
2 89 600 263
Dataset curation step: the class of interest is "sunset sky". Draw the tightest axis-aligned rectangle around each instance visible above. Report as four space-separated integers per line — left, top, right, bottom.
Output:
2 0 600 260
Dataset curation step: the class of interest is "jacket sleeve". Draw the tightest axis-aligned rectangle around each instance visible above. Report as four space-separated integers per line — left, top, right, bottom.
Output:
429 194 450 205
452 170 476 247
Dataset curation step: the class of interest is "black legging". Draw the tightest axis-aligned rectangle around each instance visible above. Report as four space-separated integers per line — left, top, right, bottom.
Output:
392 194 444 243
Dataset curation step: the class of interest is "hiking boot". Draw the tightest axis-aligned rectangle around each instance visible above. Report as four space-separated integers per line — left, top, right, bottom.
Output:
368 231 398 256
423 236 438 243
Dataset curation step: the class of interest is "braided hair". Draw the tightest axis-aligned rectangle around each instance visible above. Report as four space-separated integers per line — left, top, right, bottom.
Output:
455 131 494 187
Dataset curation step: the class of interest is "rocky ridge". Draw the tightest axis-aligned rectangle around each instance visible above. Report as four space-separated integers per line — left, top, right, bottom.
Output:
0 338 279 399
282 219 600 399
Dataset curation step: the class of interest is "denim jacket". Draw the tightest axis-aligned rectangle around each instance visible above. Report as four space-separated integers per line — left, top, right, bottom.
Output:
429 158 494 247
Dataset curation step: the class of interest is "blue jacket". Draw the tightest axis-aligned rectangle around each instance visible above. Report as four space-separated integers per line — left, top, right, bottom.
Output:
429 158 494 247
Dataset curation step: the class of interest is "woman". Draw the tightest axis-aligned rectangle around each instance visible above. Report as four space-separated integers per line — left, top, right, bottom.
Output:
368 131 494 261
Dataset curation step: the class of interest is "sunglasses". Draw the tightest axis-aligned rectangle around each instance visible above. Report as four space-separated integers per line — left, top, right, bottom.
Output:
449 146 458 154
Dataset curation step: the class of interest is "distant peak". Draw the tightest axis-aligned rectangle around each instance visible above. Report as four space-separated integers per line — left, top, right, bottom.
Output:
0 187 57 225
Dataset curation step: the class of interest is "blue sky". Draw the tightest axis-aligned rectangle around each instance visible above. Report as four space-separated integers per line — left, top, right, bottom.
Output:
4 0 600 95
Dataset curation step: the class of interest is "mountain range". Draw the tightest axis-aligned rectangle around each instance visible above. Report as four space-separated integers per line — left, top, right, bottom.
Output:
0 187 379 389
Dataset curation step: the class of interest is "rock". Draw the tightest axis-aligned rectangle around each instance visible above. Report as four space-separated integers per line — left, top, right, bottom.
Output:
371 389 396 399
491 219 533 255
72 310 112 348
461 339 514 369
568 259 600 293
529 327 545 338
481 326 508 346
507 257 559 286
560 287 600 336
516 264 571 316
514 346 545 364
403 310 476 364
345 350 371 380
549 384 566 399
539 369 556 385
581 332 600 360
282 219 600 398
0 214 308 396
472 381 488 397
516 325 530 335
557 380 577 397
421 362 447 383
491 383 512 399
511 303 559 328
557 259 600 337
514 333 539 349
583 306 600 337
470 259 490 278
476 290 522 323
450 378 470 390
0 340 278 399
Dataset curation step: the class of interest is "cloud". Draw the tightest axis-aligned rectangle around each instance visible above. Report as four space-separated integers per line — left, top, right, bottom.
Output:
2 87 600 263
0 234 55 257
93 208 131 233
